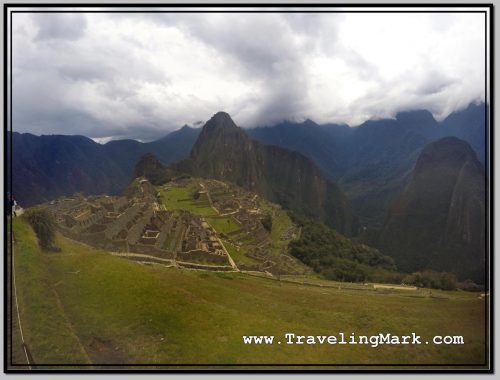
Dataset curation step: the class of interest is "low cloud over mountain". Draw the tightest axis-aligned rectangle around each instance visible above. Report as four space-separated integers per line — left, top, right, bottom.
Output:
12 12 486 141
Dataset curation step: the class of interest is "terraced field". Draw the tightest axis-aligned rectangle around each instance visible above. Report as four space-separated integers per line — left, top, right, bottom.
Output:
157 178 308 274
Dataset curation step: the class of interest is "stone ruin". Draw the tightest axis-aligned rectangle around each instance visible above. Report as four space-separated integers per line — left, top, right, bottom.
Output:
44 176 305 274
203 179 304 274
45 177 231 266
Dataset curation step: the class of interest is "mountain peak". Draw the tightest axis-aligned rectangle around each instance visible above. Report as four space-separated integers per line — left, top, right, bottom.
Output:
134 153 163 177
380 136 485 281
395 109 437 127
204 111 239 132
133 152 173 185
190 112 249 162
418 136 477 165
213 111 231 118
185 112 356 235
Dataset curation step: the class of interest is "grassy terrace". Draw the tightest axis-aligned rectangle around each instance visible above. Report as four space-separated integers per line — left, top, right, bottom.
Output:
223 241 259 267
157 179 297 268
159 184 217 217
9 217 487 368
206 217 240 234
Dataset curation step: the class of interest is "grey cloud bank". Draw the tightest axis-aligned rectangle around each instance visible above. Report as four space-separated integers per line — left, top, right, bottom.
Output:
12 11 486 141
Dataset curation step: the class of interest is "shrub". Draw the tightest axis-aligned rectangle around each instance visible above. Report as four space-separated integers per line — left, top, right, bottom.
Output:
288 218 399 283
261 213 273 232
403 270 457 290
24 208 59 251
457 279 484 292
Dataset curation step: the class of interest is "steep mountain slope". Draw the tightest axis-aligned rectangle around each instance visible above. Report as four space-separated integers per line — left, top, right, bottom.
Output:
10 126 200 206
248 120 347 180
10 102 486 229
249 103 486 228
133 153 176 185
379 137 486 282
334 117 431 226
438 102 487 166
250 116 431 227
145 125 201 164
170 112 357 235
11 133 127 207
102 125 200 180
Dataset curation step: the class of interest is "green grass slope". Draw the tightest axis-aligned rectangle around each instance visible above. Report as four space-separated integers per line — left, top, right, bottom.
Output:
10 218 486 368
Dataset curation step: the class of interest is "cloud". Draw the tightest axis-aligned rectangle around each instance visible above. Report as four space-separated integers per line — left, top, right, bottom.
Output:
11 11 487 140
32 13 88 41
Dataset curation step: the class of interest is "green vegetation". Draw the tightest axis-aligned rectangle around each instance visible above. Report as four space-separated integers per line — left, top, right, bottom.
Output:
159 185 217 217
223 241 259 266
289 218 399 283
379 137 486 284
158 179 470 290
457 279 484 292
261 213 273 232
270 209 291 240
11 218 90 364
133 153 173 185
159 185 194 206
11 217 486 367
23 207 59 251
403 271 458 291
207 217 240 234
157 180 302 271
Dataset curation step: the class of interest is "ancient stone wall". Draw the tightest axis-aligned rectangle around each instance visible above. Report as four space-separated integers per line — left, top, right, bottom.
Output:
178 249 228 265
127 208 154 244
155 221 172 249
104 203 142 240
129 243 175 259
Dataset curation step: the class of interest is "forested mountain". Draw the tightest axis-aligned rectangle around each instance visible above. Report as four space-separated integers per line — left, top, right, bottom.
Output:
379 137 486 282
10 126 200 206
249 102 486 227
10 102 486 233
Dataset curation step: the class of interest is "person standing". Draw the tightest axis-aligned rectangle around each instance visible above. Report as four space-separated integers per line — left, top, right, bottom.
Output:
12 197 17 217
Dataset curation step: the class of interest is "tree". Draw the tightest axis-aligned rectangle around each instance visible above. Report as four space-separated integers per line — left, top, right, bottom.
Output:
261 213 273 232
403 270 457 290
24 208 59 251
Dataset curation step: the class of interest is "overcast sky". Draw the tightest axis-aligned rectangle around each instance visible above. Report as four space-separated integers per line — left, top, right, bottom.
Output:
11 11 487 142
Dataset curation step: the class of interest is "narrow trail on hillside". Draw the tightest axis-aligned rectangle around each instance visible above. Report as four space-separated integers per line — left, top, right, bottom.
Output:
12 236 94 367
48 282 94 366
11 239 32 369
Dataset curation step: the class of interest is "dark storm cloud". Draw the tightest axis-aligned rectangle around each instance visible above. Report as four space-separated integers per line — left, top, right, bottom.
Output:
174 13 320 126
118 13 319 121
12 13 175 140
11 11 486 140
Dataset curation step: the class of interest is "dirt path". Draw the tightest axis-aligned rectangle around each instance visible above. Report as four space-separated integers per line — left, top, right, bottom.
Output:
373 284 417 291
110 252 175 264
10 241 31 369
197 182 239 271
49 285 94 365
12 239 93 368
203 219 239 271
200 181 219 214
219 238 238 271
